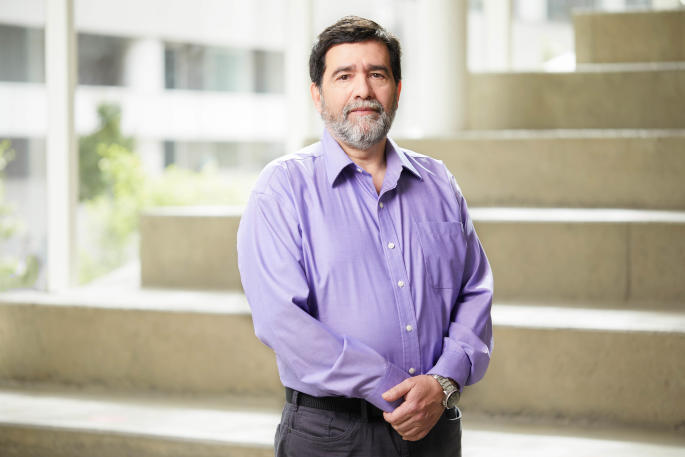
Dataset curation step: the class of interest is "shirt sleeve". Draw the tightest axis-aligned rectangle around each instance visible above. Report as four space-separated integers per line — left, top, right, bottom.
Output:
429 173 494 390
237 188 409 411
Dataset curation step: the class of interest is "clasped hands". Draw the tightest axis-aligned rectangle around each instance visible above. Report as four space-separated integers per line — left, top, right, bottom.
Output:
382 374 445 441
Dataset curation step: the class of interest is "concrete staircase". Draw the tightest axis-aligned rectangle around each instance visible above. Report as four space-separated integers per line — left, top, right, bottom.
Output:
1 7 685 456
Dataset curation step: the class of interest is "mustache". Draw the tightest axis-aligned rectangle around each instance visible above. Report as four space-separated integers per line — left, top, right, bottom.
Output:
343 99 384 118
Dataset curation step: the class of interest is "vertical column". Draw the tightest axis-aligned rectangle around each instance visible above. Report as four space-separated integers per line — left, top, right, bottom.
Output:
46 0 77 291
600 0 626 11
651 0 681 9
124 38 165 174
484 0 512 71
516 0 546 22
285 0 314 153
124 38 164 93
417 0 468 134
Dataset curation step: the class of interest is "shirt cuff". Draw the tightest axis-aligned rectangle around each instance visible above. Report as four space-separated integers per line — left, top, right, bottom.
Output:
429 348 471 392
367 361 410 412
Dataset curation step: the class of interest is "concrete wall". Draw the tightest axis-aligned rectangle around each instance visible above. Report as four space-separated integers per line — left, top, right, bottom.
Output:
398 132 685 209
575 9 685 64
467 67 685 129
140 207 243 290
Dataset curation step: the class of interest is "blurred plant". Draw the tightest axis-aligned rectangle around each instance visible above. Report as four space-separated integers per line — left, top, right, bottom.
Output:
78 108 254 283
78 103 134 201
0 140 39 290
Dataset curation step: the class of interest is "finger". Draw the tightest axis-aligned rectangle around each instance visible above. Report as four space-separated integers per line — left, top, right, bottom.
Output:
392 407 442 437
404 430 429 442
400 425 429 442
390 413 415 432
387 415 411 434
382 378 413 403
383 400 414 425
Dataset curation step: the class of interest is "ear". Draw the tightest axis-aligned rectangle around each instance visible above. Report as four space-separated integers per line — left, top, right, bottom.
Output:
310 82 323 114
395 80 402 108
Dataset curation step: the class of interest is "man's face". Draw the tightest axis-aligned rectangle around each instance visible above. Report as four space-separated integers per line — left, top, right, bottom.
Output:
311 40 401 150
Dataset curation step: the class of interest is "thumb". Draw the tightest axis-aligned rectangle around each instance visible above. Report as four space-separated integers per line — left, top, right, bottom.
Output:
382 378 413 402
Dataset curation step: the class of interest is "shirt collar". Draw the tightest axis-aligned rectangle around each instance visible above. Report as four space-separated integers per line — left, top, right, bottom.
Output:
322 128 355 187
387 137 422 182
322 128 422 187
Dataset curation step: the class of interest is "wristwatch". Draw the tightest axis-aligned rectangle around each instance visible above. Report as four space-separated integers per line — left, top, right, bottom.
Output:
431 374 461 409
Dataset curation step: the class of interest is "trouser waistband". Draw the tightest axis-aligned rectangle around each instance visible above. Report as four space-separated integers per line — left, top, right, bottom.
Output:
285 387 385 421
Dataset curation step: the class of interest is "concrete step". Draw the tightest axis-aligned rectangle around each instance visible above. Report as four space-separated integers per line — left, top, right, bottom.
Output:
139 206 243 290
574 9 685 64
0 287 282 396
397 129 685 209
0 287 683 428
467 63 685 129
0 388 278 457
1 387 684 457
472 208 685 303
140 207 685 304
465 304 685 429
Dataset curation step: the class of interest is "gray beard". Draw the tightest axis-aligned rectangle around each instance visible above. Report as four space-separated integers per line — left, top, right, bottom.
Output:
320 96 397 150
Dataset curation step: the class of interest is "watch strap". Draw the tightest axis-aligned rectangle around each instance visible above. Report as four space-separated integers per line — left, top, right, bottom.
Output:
431 374 460 408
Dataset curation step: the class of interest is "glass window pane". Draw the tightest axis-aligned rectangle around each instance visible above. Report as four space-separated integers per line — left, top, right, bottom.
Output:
74 0 288 284
0 24 45 83
0 5 46 290
78 33 129 86
255 50 284 94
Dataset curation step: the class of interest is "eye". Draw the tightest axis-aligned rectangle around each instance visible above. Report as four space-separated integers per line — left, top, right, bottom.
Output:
370 72 386 79
337 74 350 81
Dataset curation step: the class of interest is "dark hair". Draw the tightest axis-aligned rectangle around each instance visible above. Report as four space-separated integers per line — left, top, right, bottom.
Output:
309 16 402 88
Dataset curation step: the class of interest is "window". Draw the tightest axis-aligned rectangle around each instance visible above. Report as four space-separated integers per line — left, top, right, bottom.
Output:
0 24 44 83
165 42 284 93
165 141 283 171
78 33 129 86
255 50 284 94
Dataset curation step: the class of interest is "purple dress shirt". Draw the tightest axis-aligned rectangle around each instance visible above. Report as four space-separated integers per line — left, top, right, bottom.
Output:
237 129 493 412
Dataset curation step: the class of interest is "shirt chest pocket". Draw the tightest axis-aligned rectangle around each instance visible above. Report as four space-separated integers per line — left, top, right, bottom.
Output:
415 221 467 289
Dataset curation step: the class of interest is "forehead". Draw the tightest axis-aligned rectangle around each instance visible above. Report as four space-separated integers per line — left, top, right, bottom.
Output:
323 40 391 73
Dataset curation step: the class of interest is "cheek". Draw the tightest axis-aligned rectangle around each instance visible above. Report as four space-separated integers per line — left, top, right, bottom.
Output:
329 98 351 116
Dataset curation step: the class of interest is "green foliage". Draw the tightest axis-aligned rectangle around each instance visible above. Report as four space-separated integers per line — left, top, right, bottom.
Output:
79 144 145 283
78 142 254 284
0 140 39 290
146 164 250 206
78 103 134 201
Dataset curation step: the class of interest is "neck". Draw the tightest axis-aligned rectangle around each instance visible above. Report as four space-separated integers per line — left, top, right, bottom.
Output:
337 136 387 175
331 132 387 194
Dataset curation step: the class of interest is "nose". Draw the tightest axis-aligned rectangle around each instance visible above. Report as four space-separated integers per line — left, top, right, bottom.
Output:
352 75 373 99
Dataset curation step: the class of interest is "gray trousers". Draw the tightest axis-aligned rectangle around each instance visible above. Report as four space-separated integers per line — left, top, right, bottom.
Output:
274 401 462 457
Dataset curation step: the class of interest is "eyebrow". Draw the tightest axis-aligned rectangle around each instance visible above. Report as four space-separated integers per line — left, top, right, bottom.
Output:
331 65 355 78
330 64 391 78
367 65 390 74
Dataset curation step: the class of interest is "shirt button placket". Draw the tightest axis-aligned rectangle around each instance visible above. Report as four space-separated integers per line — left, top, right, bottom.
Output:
378 195 419 378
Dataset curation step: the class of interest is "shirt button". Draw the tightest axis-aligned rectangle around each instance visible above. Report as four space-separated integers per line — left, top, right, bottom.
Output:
356 167 363 173
397 280 405 288
408 368 416 375
379 202 384 208
406 324 413 332
387 242 395 249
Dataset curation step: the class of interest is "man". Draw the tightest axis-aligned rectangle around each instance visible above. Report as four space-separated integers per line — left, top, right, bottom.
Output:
237 16 493 456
